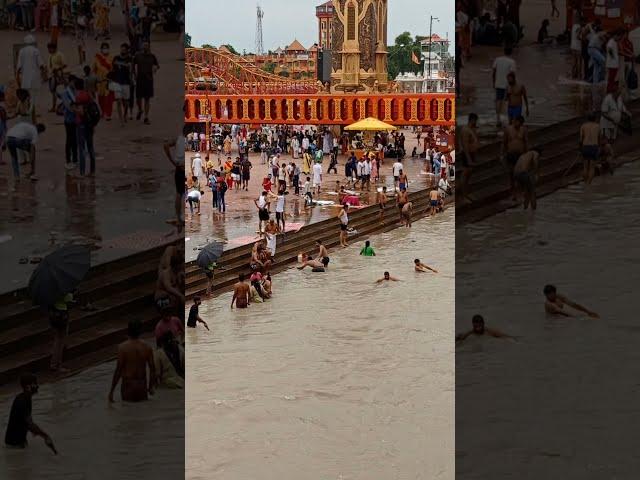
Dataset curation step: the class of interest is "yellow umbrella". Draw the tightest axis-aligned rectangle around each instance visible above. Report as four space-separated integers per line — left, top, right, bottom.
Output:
344 117 398 131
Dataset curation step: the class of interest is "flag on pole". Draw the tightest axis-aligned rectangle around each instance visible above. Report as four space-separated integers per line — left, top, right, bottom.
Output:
411 51 420 65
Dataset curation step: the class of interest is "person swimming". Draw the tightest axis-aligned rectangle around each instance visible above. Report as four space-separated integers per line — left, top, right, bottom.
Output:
298 253 326 271
456 315 513 342
543 284 599 318
414 259 437 273
375 271 400 284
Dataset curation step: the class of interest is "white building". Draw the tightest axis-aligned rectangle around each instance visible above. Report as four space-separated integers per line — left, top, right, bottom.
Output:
394 35 453 93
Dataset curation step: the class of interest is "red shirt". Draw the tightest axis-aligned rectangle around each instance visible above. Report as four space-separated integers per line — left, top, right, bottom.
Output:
74 90 91 125
262 177 272 191
154 316 184 342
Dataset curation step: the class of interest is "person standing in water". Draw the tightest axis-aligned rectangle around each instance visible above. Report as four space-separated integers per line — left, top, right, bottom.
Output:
231 273 250 309
543 285 600 318
109 320 155 403
187 296 210 330
4 374 57 454
360 240 376 256
579 113 601 184
513 148 540 210
456 314 513 342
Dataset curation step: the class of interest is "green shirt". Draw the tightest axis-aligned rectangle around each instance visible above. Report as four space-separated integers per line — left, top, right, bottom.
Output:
53 293 73 311
360 246 375 256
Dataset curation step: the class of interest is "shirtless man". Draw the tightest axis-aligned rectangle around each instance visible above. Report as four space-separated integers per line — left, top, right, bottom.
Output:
231 273 250 309
109 320 155 403
503 115 529 195
377 186 388 222
456 315 513 342
155 242 185 311
506 72 529 124
460 113 479 200
398 170 409 191
338 204 350 247
414 259 438 273
429 188 439 216
543 284 599 318
579 113 601 184
375 271 401 283
315 239 330 267
250 240 272 273
297 253 326 271
402 201 413 228
513 148 540 210
396 188 409 225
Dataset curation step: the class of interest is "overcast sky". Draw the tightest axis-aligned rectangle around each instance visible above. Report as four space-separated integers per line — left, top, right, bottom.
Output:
187 0 454 52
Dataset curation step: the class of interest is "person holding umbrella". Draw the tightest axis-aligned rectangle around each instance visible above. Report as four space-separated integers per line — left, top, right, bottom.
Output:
196 241 223 297
5 374 57 454
28 245 90 373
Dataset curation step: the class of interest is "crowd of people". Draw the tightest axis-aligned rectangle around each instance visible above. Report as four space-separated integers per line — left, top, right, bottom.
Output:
1 2 163 186
456 2 636 209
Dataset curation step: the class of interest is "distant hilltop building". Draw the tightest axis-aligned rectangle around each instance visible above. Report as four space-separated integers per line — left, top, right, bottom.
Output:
244 40 319 79
395 34 454 93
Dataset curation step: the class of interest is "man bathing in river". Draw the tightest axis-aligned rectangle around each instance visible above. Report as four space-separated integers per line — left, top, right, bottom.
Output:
513 148 541 210
4 374 57 454
315 240 330 267
231 273 250 309
109 320 155 403
402 201 413 228
456 315 514 342
415 259 438 273
375 271 401 283
298 253 328 271
543 284 599 318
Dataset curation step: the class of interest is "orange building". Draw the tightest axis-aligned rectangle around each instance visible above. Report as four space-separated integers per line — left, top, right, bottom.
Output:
246 39 318 80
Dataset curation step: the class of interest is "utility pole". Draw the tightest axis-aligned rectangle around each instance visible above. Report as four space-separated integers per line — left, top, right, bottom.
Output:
428 15 439 92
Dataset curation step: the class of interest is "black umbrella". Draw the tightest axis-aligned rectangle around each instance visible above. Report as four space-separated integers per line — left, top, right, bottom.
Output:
196 241 224 269
28 245 91 307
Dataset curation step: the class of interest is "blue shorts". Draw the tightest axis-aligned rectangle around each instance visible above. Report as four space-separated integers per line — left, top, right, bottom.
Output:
582 145 599 161
508 106 522 120
496 88 507 101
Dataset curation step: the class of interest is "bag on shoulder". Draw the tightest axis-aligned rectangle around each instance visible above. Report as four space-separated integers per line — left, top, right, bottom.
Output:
84 100 101 127
627 68 638 91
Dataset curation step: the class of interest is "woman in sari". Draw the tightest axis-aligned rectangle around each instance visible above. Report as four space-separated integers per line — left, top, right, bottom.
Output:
92 42 114 121
223 135 232 155
302 150 312 175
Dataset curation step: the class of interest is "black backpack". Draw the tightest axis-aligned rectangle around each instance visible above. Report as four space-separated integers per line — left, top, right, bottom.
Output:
84 101 101 127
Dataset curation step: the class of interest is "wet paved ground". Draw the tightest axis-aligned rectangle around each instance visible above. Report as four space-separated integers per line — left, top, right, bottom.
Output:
185 129 441 262
458 1 639 140
0 11 182 293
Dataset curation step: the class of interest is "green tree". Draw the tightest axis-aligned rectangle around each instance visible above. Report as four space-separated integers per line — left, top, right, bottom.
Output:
387 32 422 81
222 44 238 54
202 43 215 50
278 70 290 78
185 32 192 48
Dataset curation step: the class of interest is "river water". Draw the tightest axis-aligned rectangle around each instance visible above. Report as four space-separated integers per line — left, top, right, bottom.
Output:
187 211 455 480
0 361 184 479
456 158 640 478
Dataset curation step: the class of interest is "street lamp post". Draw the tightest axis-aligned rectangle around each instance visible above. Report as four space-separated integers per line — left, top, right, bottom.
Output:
428 15 439 92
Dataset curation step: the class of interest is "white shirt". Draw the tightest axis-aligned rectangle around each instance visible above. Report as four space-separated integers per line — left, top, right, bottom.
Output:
7 122 38 143
364 161 372 175
257 195 267 209
278 167 286 181
275 195 285 213
570 24 582 51
600 94 626 131
605 38 619 69
392 162 403 177
17 45 43 90
312 163 322 183
191 157 203 176
357 161 365 176
187 189 201 201
492 56 517 89
303 181 311 194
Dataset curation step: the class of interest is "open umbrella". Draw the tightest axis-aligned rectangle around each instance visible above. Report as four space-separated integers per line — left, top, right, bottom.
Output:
196 241 224 269
344 117 398 131
28 245 91 307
